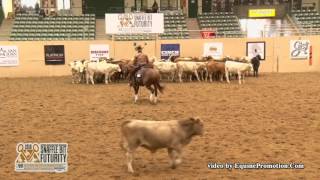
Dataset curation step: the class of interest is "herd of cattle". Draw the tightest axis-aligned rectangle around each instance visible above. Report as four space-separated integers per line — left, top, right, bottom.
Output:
68 55 260 85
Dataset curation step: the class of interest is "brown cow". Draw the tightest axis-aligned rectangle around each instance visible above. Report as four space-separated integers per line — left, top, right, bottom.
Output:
206 60 225 82
120 117 204 174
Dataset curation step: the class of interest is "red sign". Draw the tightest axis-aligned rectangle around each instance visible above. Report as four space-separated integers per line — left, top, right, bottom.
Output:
201 31 215 39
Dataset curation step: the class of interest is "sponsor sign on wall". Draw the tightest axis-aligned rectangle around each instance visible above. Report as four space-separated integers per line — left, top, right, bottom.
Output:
44 45 65 65
160 44 180 60
0 46 19 66
290 40 310 59
105 13 164 34
90 44 110 61
203 42 223 59
246 41 266 60
248 9 276 18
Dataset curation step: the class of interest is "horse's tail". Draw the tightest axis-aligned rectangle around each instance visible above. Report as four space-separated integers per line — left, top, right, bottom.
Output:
156 82 165 93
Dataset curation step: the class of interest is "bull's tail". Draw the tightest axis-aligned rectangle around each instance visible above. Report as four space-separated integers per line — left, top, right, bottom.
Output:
155 82 165 93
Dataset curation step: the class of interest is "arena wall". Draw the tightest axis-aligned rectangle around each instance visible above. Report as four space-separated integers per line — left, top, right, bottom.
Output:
0 36 319 77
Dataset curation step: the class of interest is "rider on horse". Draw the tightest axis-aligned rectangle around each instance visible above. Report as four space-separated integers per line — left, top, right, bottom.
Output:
129 45 150 86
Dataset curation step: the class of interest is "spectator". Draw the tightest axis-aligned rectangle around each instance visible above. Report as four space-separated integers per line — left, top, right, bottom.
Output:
39 8 45 20
312 3 316 10
217 0 221 12
152 1 159 13
35 2 40 14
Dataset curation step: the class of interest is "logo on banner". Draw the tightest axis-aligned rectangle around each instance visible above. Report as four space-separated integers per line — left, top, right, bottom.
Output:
44 45 65 65
161 44 180 60
105 13 164 34
15 143 68 173
203 42 223 59
90 45 110 61
290 40 310 59
0 46 19 66
118 14 134 28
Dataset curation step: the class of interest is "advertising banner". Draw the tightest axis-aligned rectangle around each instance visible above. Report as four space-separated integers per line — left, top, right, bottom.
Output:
44 45 65 65
203 42 223 59
0 46 19 66
290 40 310 59
160 44 180 60
105 13 164 34
90 44 110 61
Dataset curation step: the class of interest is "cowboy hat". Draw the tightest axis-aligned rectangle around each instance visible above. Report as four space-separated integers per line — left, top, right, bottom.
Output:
135 45 143 51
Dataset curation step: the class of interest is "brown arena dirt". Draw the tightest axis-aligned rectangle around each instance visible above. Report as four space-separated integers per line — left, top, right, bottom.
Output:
0 72 319 180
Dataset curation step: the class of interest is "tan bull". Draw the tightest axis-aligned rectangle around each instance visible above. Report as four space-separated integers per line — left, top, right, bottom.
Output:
120 117 204 174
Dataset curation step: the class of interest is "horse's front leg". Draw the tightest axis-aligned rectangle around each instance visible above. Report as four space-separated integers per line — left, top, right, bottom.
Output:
133 85 139 103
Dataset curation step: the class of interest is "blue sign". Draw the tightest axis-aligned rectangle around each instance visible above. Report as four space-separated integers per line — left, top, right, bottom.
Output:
161 44 180 61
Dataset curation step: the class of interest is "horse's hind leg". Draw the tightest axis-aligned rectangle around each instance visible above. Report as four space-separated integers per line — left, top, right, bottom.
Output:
146 85 155 103
153 84 158 104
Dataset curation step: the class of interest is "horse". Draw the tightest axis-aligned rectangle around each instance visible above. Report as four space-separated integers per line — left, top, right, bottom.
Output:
129 64 165 104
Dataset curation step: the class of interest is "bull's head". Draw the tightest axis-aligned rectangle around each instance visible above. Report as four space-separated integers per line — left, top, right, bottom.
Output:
190 117 204 136
180 117 204 136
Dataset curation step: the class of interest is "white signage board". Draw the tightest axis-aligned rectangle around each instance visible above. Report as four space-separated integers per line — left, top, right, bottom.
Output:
203 42 223 59
105 13 164 34
89 44 110 61
0 46 19 66
290 40 310 59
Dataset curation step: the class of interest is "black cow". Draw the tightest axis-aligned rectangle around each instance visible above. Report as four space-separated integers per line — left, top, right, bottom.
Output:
251 54 262 77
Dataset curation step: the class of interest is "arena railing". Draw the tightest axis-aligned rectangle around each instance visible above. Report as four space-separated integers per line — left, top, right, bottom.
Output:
101 29 245 41
263 24 301 37
263 23 320 37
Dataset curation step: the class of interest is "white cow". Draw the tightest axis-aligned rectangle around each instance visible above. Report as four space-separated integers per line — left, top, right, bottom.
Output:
68 60 86 84
225 61 252 84
86 61 121 85
153 61 177 81
176 61 207 82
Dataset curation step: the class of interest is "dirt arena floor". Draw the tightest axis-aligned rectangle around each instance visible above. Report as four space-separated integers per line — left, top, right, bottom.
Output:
0 72 319 180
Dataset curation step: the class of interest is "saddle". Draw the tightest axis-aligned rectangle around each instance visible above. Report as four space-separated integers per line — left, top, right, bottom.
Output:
133 64 153 85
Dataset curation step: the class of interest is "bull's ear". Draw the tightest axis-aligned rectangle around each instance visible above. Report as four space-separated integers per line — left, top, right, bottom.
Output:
189 117 200 123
